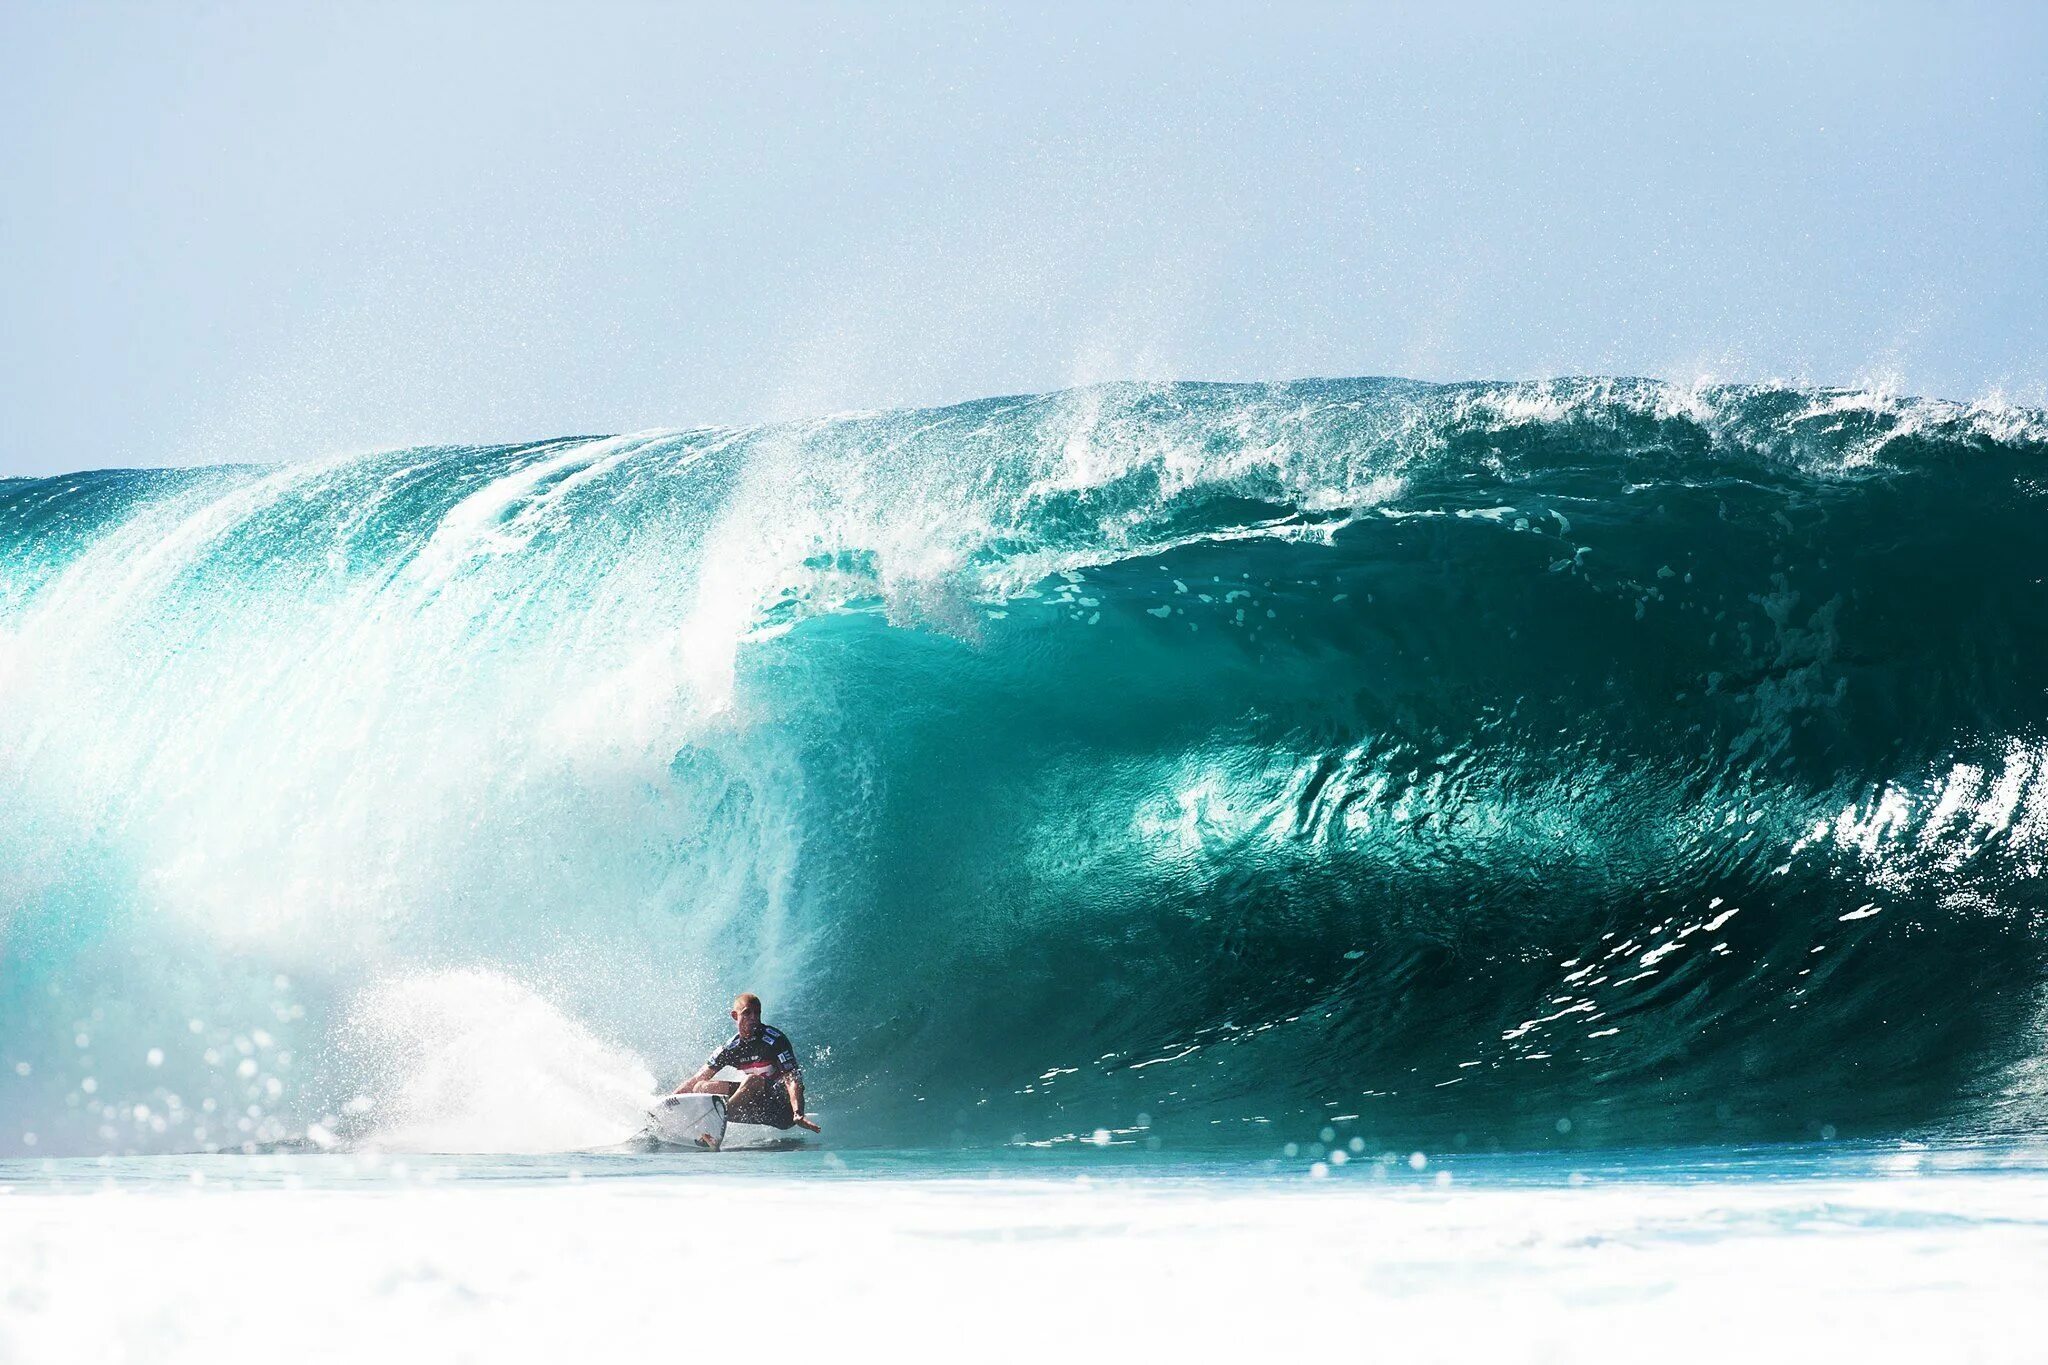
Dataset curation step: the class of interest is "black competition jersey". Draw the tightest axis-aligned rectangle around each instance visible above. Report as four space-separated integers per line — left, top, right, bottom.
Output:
707 1024 800 1082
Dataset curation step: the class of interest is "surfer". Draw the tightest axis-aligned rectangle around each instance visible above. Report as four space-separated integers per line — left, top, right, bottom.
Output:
673 992 820 1134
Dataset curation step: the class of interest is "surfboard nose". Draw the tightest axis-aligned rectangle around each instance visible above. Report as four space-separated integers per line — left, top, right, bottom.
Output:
650 1093 727 1148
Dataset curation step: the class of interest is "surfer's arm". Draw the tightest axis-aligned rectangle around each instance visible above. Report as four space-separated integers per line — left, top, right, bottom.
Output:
677 1040 739 1094
783 1071 819 1130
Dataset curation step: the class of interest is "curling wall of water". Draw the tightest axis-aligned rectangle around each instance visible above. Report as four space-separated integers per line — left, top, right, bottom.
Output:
4 377 2047 1156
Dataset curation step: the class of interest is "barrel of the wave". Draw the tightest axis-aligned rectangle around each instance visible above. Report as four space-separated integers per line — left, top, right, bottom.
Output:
4 377 2048 1159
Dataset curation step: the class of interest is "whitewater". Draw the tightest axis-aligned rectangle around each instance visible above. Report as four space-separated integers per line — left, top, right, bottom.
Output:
5 376 2048 1360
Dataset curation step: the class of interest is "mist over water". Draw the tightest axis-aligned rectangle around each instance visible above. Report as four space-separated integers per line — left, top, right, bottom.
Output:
4 376 2047 1159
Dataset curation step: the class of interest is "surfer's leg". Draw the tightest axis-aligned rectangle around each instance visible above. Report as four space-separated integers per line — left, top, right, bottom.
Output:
722 1075 768 1116
723 1076 795 1128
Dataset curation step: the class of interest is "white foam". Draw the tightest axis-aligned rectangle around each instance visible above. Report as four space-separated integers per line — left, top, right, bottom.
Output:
343 970 656 1154
2 1166 2044 1362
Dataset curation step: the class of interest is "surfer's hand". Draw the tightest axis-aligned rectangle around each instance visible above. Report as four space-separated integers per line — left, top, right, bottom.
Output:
792 1113 821 1133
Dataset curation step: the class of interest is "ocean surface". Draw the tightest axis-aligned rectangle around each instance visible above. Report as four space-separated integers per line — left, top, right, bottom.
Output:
4 376 2048 1357
5 1142 2048 1362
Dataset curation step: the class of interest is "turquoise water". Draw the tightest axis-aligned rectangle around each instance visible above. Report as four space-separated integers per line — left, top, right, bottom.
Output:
3 377 2047 1163
9 1138 2048 1193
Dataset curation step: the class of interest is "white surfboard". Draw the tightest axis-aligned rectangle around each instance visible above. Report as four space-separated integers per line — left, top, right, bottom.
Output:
649 1093 727 1148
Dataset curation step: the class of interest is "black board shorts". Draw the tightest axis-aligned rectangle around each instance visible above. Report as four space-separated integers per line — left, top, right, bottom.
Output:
725 1083 796 1129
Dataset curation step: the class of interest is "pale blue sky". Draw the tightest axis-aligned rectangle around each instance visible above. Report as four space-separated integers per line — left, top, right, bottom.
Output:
2 2 2043 476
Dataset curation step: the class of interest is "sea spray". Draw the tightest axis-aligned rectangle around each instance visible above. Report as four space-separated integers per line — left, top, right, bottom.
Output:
339 970 657 1154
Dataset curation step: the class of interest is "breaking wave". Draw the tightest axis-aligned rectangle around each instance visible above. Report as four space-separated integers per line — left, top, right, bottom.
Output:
4 376 2048 1156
